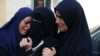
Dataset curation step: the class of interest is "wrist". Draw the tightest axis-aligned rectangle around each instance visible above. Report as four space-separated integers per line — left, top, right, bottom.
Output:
25 47 32 52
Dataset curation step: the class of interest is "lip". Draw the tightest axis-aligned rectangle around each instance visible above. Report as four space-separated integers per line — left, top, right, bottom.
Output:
58 25 62 28
23 30 28 33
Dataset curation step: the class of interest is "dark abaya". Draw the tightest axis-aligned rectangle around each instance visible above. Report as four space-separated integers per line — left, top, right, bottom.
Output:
27 7 58 56
55 0 92 56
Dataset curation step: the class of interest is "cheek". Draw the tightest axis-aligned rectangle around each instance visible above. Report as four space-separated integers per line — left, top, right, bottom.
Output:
19 25 22 35
28 23 30 29
58 22 65 27
19 23 24 29
19 25 23 32
60 23 68 32
63 24 68 31
19 23 25 33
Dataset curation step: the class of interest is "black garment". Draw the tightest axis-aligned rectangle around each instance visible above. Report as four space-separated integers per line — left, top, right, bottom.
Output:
0 47 8 56
55 0 92 56
26 7 58 56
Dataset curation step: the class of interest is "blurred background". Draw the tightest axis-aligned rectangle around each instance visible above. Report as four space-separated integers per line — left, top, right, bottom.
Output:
0 0 100 30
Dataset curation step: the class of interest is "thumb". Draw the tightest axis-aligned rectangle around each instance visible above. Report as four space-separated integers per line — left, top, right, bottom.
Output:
51 47 56 51
27 37 32 43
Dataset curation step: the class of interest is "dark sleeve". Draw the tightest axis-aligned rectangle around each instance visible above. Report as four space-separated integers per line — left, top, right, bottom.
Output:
19 49 37 56
44 37 58 47
25 49 35 56
0 47 8 56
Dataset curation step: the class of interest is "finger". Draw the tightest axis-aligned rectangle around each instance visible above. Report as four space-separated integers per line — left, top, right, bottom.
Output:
20 41 22 47
22 38 28 46
51 47 56 51
51 47 56 55
43 48 52 53
27 37 32 41
43 47 48 51
45 47 52 51
22 39 27 45
20 41 24 47
43 47 49 50
43 47 49 52
21 38 26 43
27 37 32 43
42 51 48 56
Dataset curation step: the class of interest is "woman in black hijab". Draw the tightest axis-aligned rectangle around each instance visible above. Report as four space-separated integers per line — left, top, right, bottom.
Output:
42 0 92 56
20 7 58 56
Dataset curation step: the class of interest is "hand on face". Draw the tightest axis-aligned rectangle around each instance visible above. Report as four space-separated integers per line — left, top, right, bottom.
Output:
42 47 56 56
20 37 32 52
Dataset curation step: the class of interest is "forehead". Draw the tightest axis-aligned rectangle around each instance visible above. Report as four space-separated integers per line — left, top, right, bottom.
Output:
23 16 32 21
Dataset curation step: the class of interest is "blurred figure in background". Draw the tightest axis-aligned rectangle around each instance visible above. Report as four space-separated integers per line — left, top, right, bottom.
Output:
36 0 44 8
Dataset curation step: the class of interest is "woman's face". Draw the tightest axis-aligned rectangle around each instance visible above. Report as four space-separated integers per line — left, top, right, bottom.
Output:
55 10 68 32
19 16 32 36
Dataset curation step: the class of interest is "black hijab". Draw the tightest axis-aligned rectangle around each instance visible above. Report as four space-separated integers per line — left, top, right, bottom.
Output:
55 0 92 56
29 7 58 47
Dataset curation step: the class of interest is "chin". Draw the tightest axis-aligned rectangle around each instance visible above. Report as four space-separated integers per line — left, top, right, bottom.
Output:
21 33 26 36
59 29 64 32
59 29 67 32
